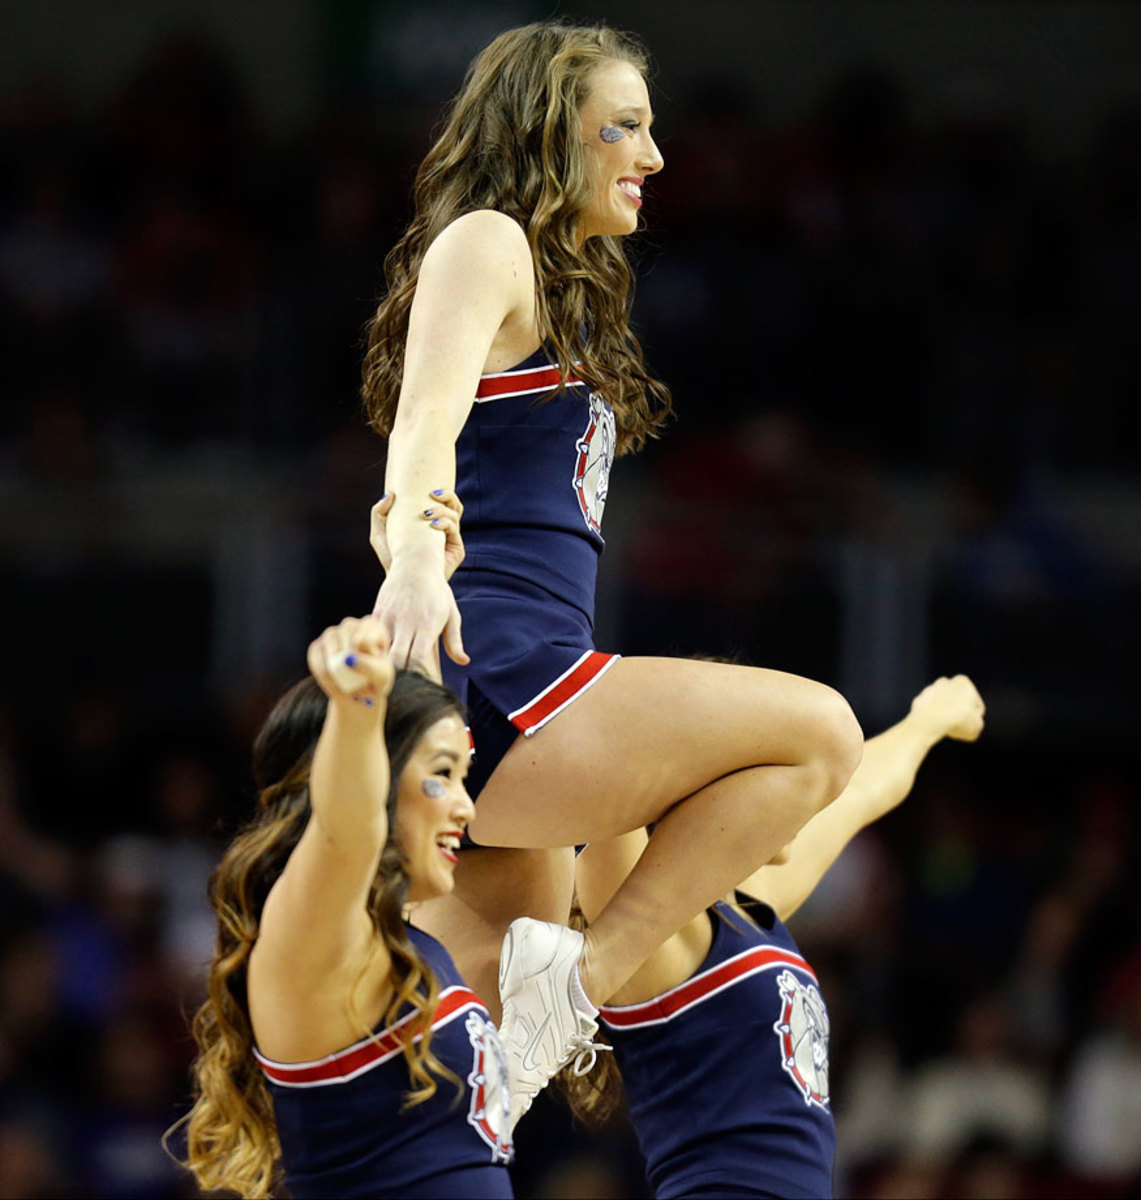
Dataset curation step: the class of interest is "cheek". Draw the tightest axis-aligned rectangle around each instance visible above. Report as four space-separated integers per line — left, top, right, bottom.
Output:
393 806 423 858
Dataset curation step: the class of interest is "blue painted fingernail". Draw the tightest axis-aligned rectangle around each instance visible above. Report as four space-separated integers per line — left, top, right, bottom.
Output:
431 519 442 527
432 489 444 496
422 508 433 517
344 654 356 667
379 493 389 501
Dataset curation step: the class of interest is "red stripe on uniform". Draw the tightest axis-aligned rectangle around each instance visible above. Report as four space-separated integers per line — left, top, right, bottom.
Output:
508 651 618 735
255 986 483 1087
600 946 816 1029
475 365 581 400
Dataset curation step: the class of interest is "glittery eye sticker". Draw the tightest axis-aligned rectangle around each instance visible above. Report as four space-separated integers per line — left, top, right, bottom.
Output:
421 778 446 798
600 125 625 143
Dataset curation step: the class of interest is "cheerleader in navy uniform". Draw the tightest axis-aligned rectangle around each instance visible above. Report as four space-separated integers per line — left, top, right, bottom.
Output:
172 616 512 1199
361 19 863 1127
572 675 986 1198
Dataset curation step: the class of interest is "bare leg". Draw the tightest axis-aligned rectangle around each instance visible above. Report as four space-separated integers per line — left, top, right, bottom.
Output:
580 764 825 1001
470 657 862 1003
410 846 575 1023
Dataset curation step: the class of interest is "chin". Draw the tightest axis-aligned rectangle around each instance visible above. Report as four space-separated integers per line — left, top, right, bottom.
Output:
434 874 455 897
411 875 454 904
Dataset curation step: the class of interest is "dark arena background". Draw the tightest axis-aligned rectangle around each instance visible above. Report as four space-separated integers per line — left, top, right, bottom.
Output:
2 1 1140 1196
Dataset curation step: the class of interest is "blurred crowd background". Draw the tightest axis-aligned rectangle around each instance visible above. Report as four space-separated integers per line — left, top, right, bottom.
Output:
2 1 1140 1196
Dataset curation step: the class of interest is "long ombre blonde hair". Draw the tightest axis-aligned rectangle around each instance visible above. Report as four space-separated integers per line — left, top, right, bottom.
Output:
362 19 672 456
174 672 465 1199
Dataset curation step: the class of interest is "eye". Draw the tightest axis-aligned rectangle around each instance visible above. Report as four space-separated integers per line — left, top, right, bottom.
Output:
434 766 453 779
621 121 640 133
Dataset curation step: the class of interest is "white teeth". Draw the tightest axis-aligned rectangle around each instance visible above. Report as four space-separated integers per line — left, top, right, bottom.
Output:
437 835 460 852
618 181 642 198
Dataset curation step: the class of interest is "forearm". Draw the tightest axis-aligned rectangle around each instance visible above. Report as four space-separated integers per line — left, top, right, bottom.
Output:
382 412 464 569
308 702 391 854
832 711 943 828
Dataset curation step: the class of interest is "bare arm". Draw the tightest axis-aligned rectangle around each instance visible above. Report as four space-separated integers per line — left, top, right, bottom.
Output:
251 617 396 1002
374 210 534 674
742 675 985 921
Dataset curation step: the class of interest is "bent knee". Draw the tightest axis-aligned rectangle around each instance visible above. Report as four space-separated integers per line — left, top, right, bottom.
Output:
804 687 863 807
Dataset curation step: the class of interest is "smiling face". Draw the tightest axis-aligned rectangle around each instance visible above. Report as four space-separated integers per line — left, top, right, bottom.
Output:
393 713 475 903
577 58 663 239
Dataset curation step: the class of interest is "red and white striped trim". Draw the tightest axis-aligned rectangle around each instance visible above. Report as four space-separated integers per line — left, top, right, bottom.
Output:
600 946 816 1030
254 986 484 1088
474 364 584 403
507 651 619 736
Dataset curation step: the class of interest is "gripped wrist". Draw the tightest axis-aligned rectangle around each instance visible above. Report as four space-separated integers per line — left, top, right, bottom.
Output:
387 541 445 574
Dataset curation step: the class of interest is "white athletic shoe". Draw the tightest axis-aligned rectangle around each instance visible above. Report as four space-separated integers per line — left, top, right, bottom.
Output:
498 917 609 1130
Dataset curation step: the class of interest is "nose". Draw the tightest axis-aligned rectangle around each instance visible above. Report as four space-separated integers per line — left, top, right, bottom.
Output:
638 131 663 176
453 787 476 827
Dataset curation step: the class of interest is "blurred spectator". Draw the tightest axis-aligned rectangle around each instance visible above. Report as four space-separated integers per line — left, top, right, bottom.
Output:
898 992 1051 1168
101 750 224 1000
1006 890 1083 1064
70 1013 186 1199
1057 949 1141 1189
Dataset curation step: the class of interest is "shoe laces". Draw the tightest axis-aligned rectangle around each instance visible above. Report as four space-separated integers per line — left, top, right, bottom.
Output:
567 1031 612 1077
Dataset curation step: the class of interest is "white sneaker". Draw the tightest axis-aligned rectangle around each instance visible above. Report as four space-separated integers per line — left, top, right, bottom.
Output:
497 917 609 1130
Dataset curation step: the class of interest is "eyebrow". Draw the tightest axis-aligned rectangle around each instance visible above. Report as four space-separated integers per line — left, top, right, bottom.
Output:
430 749 463 762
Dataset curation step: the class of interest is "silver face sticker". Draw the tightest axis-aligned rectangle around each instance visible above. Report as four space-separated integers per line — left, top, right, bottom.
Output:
600 125 626 143
421 778 447 798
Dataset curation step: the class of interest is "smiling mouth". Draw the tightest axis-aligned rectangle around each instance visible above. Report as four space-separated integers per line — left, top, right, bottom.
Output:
618 180 643 202
436 834 461 864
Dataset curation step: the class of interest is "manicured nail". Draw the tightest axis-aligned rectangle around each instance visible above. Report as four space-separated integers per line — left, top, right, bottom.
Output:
431 489 445 496
379 493 389 501
422 508 434 517
430 518 442 527
344 654 356 667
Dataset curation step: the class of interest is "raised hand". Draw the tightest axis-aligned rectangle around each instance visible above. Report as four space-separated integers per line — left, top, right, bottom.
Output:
909 675 985 743
306 615 397 706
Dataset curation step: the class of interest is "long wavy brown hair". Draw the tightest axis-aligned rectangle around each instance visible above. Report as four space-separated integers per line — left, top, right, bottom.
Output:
361 19 672 456
173 671 465 1199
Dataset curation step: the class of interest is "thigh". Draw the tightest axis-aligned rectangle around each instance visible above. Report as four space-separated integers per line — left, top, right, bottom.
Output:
469 655 858 848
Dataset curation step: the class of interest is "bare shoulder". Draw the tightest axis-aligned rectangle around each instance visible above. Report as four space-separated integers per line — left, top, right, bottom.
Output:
415 210 537 367
424 209 533 278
